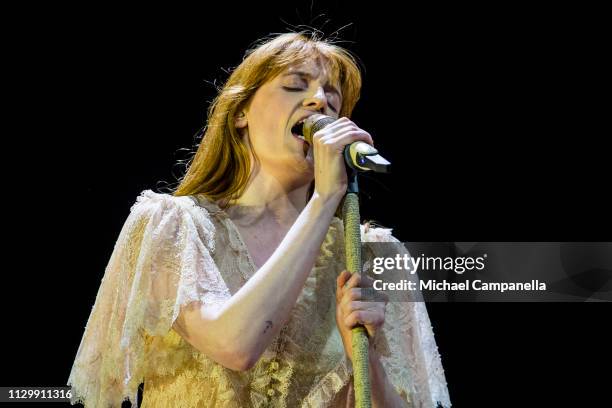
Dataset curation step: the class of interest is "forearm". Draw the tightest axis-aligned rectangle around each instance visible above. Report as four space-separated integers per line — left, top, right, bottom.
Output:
368 346 410 408
215 193 340 366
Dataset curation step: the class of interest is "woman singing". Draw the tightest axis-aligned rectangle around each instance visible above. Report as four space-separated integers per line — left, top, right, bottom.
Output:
67 31 451 407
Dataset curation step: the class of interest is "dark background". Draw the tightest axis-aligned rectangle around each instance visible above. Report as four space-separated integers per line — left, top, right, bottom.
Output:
3 1 610 407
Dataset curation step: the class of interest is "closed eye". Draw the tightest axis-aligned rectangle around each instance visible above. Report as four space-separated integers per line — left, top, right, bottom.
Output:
282 87 339 112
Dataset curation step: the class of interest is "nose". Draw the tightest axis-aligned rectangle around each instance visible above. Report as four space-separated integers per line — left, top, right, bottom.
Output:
302 86 328 113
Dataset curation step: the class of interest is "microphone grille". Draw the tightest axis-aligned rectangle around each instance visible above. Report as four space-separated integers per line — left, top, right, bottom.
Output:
303 114 336 144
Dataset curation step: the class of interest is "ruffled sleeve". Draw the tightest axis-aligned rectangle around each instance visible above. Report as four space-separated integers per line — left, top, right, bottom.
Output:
361 224 452 408
67 190 231 408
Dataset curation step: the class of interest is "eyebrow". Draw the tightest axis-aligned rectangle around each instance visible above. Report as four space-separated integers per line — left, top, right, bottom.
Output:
282 71 342 98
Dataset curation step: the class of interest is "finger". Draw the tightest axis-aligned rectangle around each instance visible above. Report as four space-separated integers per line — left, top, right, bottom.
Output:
358 306 387 338
315 122 363 141
342 289 387 309
343 273 362 290
317 123 370 142
312 117 352 139
337 270 351 287
339 288 360 312
340 290 360 310
341 291 387 311
336 270 351 300
344 310 385 330
329 117 352 128
341 300 377 315
327 130 374 148
361 287 389 303
322 123 358 136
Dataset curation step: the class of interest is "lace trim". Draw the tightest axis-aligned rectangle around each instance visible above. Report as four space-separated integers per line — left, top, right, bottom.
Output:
190 194 258 280
67 190 230 407
360 223 452 408
302 355 353 407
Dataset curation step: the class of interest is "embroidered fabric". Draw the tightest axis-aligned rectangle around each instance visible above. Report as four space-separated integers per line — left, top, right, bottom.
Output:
67 190 451 407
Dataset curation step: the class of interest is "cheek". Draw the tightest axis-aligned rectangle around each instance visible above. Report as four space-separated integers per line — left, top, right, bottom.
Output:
247 113 285 152
253 99 293 132
245 89 297 148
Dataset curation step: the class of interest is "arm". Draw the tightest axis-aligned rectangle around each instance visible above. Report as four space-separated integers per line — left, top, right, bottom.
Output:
335 271 410 407
172 192 341 371
175 117 374 371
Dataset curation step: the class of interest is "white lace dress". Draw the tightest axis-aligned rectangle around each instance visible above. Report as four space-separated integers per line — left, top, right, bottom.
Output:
67 190 451 407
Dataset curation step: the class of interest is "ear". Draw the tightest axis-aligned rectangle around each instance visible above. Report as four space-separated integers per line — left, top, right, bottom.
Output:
234 110 248 129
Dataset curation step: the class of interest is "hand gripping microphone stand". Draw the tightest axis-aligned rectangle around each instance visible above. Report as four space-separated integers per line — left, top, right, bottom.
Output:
302 115 391 408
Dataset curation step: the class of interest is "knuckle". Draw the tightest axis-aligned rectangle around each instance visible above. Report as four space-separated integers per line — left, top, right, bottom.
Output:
323 139 335 147
340 302 348 315
313 130 326 140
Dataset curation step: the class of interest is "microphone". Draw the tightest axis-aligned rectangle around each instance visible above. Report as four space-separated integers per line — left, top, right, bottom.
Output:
299 114 391 173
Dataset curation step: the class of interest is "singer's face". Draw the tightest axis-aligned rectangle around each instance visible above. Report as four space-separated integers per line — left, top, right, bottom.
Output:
238 58 342 178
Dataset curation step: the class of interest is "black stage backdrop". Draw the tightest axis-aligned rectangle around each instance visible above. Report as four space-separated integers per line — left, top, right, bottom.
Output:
3 2 610 407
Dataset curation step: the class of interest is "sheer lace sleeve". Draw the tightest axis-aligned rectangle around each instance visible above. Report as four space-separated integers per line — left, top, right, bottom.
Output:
67 190 230 408
361 225 452 408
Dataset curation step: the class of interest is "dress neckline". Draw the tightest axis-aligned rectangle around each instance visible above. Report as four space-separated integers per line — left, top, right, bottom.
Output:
190 194 259 280
189 192 341 281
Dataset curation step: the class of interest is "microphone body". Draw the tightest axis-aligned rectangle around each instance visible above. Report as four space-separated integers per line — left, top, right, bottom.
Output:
302 115 391 173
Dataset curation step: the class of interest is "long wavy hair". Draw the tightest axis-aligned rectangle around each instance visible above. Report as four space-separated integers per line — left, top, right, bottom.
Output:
172 31 363 208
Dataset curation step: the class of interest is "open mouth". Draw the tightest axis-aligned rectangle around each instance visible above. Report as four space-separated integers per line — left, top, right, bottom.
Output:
290 119 310 156
291 120 306 142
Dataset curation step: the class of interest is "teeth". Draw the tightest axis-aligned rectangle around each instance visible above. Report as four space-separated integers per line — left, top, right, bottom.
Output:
291 121 304 138
291 116 311 142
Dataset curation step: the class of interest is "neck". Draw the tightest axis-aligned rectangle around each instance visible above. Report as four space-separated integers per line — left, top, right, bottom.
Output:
222 163 313 229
